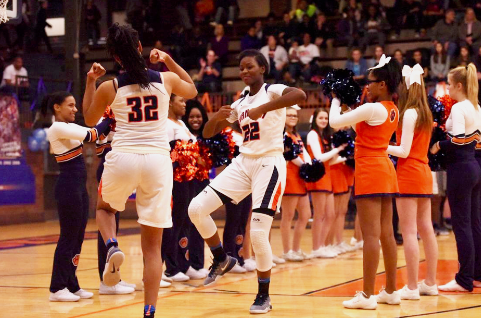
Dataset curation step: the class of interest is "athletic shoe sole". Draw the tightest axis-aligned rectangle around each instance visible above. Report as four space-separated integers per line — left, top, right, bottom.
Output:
103 251 125 287
204 257 237 287
249 304 272 314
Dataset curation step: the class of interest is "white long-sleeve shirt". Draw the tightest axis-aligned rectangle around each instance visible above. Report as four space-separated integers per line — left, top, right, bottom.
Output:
306 130 340 162
445 99 480 139
387 108 417 158
329 97 388 129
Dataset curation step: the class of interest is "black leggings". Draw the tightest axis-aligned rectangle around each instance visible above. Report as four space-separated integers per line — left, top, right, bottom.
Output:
50 171 89 293
162 181 193 276
224 195 252 266
446 159 481 290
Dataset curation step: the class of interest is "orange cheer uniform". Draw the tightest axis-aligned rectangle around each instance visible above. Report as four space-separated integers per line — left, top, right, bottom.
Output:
354 101 399 198
284 132 308 196
395 124 433 197
306 131 332 193
331 163 350 195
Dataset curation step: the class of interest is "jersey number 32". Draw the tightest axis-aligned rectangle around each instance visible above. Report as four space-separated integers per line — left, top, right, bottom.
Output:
127 96 158 122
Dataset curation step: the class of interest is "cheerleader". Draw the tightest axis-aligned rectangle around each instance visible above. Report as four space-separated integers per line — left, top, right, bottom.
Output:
45 91 112 302
328 129 356 254
431 64 481 292
163 94 206 281
188 49 306 313
330 55 402 309
306 108 346 258
280 106 312 261
387 65 438 299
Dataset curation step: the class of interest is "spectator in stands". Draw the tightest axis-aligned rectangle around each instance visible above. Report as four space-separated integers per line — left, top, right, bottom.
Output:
34 0 53 53
1 56 29 88
337 8 363 49
431 9 458 57
210 24 229 65
293 0 320 23
315 0 338 16
85 0 101 46
279 70 297 86
345 48 368 85
288 39 302 79
473 46 481 100
339 0 362 15
241 26 262 51
411 49 430 80
367 45 384 68
176 1 193 30
394 49 406 66
126 0 144 39
188 26 209 68
147 41 171 72
212 0 238 26
13 1 30 51
297 14 312 37
311 12 334 55
260 35 289 82
170 25 188 66
430 42 450 82
360 5 389 52
264 12 279 38
279 11 298 47
455 46 472 67
195 50 222 93
254 19 264 43
423 0 444 29
459 7 481 55
393 0 423 39
368 0 387 18
297 33 320 81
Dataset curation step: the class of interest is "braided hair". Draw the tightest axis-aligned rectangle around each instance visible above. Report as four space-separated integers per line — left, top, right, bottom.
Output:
107 23 149 89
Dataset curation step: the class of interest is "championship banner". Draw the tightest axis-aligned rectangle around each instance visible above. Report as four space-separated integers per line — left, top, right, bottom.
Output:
0 93 35 205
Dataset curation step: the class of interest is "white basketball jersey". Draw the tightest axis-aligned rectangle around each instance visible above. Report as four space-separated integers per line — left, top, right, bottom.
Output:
227 83 287 157
166 118 196 142
109 70 170 155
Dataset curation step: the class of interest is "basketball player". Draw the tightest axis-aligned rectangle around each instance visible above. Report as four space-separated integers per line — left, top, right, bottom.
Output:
188 49 306 314
82 23 197 318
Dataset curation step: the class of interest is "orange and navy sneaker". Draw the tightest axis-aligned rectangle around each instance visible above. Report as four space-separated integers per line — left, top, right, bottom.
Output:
144 305 155 317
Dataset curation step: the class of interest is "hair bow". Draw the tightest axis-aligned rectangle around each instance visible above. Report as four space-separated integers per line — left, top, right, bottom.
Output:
368 54 391 70
402 64 424 89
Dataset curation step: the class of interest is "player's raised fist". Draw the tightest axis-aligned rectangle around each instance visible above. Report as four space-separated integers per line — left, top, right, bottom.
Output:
150 49 170 65
87 63 106 80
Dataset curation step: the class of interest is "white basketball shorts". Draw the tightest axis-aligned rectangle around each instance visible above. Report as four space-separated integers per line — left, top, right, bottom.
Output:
100 151 173 228
209 154 286 213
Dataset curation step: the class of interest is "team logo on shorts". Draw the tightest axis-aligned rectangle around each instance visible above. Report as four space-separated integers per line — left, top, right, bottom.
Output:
389 109 397 122
235 235 244 245
72 254 80 266
179 237 188 248
185 250 189 261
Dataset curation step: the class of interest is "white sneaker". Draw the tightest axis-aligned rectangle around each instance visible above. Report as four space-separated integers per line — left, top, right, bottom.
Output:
294 250 313 260
185 266 207 280
118 281 136 289
49 288 81 302
243 258 256 272
326 245 340 256
168 272 189 282
339 242 356 253
230 263 247 273
272 254 286 264
350 237 358 246
99 282 135 295
398 285 420 300
418 280 438 296
343 291 377 309
376 288 401 305
73 289 93 299
272 262 277 267
160 279 171 288
282 250 303 262
162 273 173 283
330 244 345 254
438 280 468 292
354 240 364 250
198 268 209 277
310 247 336 259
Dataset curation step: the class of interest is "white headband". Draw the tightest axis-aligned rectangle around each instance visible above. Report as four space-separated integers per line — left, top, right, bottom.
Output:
368 54 391 70
402 64 424 89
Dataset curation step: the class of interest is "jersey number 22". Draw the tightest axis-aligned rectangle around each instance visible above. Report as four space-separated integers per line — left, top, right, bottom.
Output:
127 96 158 122
242 122 260 142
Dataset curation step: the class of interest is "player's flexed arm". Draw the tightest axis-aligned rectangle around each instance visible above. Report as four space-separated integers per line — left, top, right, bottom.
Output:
203 105 233 138
248 87 306 120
